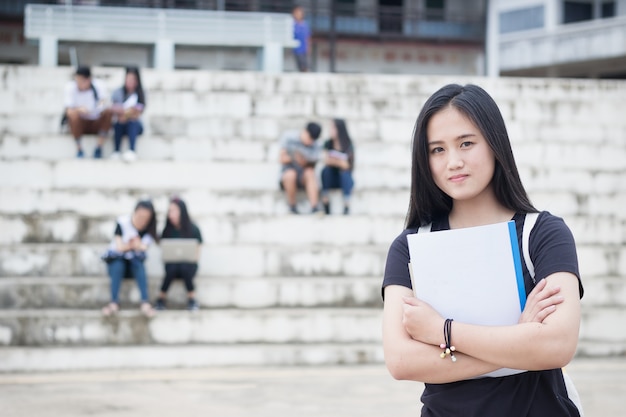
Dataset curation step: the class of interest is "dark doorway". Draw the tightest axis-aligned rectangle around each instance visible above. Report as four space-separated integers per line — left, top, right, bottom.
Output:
379 0 403 34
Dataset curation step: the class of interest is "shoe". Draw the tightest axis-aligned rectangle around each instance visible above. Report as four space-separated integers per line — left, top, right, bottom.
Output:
123 150 136 162
311 205 324 216
110 151 121 161
154 298 166 311
323 202 330 215
76 148 85 158
140 302 156 318
122 150 136 162
93 147 103 159
289 205 298 214
187 299 199 311
101 302 119 317
343 205 350 215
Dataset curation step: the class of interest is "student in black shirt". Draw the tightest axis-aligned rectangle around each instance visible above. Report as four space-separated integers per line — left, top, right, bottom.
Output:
382 84 584 417
155 197 203 311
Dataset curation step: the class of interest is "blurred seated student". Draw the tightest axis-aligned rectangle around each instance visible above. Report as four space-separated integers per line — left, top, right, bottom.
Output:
110 67 146 163
101 200 158 317
63 66 112 159
155 197 203 311
279 122 322 214
321 118 355 215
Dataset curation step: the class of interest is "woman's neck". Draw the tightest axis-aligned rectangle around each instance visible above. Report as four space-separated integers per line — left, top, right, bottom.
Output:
448 192 514 229
332 137 341 150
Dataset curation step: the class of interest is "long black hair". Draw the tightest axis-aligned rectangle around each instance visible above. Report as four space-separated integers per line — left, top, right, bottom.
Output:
124 66 145 107
163 197 194 238
332 118 355 168
405 84 536 229
134 200 158 242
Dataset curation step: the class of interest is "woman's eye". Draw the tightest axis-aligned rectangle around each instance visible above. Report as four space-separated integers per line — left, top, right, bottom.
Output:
430 147 444 154
460 141 473 148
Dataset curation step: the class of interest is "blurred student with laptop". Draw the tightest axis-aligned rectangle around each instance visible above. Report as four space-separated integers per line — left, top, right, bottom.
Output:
155 197 203 311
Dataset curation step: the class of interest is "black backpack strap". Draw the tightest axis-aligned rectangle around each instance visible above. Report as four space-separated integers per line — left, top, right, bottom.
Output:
90 82 99 102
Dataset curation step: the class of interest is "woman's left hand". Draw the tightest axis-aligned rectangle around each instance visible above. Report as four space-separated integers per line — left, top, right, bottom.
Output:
402 296 444 346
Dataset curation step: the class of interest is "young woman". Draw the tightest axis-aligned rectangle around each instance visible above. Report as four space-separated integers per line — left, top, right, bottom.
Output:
320 118 355 215
382 84 584 416
155 197 203 311
110 66 146 162
102 200 158 317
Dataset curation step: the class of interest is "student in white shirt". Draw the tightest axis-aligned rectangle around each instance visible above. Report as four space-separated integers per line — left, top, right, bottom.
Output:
101 200 158 318
63 66 112 159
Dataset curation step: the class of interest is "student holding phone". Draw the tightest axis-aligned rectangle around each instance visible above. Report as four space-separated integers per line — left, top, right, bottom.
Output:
320 118 355 215
110 66 146 162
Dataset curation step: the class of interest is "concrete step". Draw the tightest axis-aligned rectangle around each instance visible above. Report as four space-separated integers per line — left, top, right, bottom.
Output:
1 274 624 310
0 187 410 218
0 343 385 372
0 305 621 358
0 211 404 244
0 134 412 168
0 276 383 310
0 159 411 190
0 242 391 277
0 308 383 346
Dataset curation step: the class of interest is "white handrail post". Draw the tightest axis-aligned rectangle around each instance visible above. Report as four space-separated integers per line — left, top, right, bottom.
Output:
39 7 58 67
154 11 174 70
262 16 284 73
155 39 174 70
39 35 59 67
262 42 283 73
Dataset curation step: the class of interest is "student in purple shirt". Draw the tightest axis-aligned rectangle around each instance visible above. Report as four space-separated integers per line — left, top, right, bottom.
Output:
292 5 311 72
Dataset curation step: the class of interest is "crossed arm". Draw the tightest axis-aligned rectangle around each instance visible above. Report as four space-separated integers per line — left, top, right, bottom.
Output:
383 272 581 384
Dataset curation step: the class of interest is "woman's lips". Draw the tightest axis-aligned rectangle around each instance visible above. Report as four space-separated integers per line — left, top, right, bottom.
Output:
449 174 468 182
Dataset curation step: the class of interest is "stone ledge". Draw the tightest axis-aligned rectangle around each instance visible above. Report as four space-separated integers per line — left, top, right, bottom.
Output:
0 243 391 278
0 343 385 372
0 308 383 346
0 276 383 309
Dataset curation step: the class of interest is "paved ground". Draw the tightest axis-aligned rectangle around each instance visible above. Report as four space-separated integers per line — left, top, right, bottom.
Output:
1 358 625 416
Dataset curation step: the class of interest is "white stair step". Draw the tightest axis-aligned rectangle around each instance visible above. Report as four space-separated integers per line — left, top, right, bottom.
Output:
0 160 411 190
0 243 391 278
0 308 383 346
0 276 383 309
0 344 385 372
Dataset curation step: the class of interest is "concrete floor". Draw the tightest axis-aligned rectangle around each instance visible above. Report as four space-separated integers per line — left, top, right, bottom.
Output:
1 358 625 416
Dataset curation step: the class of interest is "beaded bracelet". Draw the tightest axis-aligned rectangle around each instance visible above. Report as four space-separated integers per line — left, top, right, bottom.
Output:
439 318 456 362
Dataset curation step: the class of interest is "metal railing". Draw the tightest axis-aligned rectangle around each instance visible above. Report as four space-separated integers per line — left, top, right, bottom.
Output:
9 0 485 41
24 4 297 47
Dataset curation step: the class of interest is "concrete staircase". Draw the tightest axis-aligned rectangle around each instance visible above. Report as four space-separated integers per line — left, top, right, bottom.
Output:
1 65 625 371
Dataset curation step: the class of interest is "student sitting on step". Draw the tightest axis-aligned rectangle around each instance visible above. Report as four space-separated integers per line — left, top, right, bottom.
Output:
279 121 322 214
110 66 146 163
63 66 112 159
320 118 355 215
101 200 158 318
154 197 203 311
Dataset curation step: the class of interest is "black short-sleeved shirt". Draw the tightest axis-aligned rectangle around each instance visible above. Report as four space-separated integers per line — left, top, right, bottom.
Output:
382 211 584 417
161 224 203 243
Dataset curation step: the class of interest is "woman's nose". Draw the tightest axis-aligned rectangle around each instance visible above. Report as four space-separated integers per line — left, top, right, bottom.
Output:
446 150 464 169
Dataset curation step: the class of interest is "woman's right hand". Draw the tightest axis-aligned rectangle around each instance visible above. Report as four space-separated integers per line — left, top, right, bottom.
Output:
518 279 564 324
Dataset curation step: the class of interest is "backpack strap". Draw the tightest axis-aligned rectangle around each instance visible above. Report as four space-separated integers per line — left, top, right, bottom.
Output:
522 212 540 283
90 82 99 102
